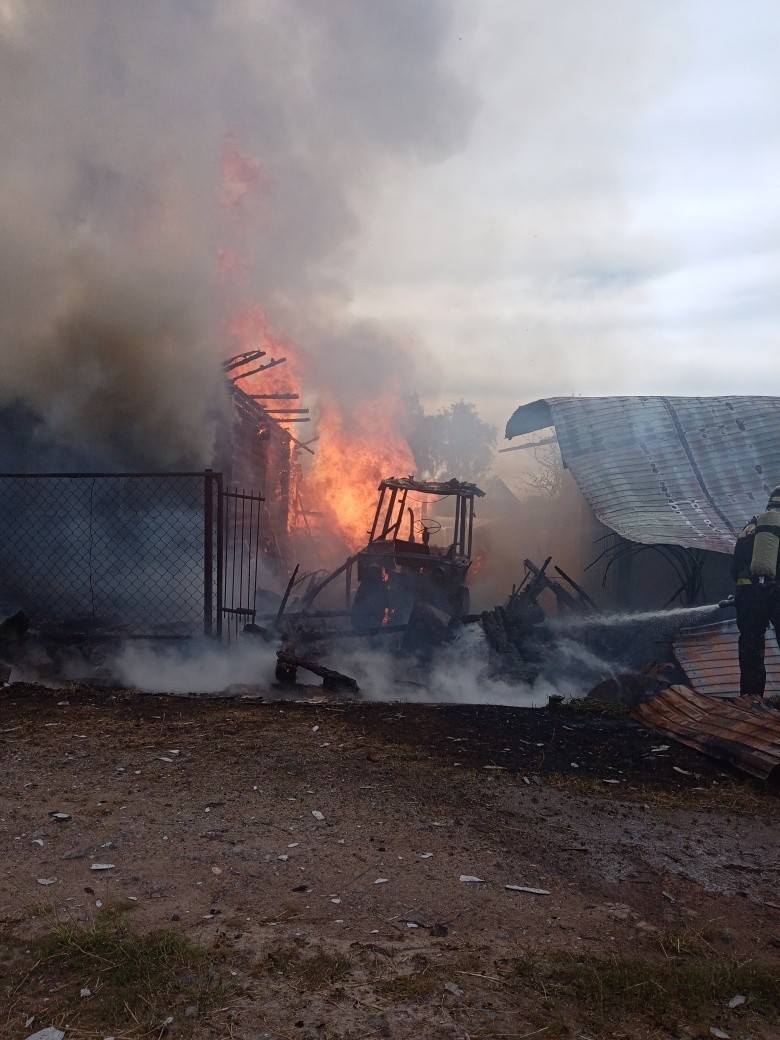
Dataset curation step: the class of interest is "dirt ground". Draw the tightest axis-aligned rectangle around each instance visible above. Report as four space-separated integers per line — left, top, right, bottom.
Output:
1 681 779 1040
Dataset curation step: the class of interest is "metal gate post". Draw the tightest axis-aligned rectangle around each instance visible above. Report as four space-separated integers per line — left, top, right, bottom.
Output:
215 471 224 639
204 470 214 637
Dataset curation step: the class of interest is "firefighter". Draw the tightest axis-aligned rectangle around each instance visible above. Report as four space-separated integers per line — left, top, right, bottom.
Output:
730 485 780 697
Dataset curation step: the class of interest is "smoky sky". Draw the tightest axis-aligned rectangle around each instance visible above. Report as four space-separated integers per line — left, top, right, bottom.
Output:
0 1 473 468
345 0 780 452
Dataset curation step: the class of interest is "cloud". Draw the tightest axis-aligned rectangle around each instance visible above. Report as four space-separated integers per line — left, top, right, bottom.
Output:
346 0 780 430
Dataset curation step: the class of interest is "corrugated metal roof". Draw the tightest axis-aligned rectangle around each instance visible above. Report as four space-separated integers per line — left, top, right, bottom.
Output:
632 685 780 779
673 618 780 699
505 396 780 552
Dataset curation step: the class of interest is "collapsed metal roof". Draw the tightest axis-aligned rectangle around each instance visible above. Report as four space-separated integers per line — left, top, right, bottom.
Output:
505 396 780 553
632 685 780 780
673 619 780 700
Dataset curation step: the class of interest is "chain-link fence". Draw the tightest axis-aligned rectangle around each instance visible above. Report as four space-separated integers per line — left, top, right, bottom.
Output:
0 472 222 637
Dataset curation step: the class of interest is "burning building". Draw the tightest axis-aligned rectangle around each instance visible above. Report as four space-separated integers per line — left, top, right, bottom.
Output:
504 395 780 610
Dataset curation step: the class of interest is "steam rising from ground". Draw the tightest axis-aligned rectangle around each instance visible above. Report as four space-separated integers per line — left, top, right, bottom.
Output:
112 623 620 707
0 1 472 468
111 602 726 703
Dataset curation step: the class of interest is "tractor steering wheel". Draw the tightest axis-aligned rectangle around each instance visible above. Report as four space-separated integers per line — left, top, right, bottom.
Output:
413 518 442 535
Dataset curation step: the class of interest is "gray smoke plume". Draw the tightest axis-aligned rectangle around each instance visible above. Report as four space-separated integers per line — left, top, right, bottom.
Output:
0 0 473 468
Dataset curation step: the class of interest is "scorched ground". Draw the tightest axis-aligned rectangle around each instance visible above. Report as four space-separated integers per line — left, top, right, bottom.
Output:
1 682 779 1040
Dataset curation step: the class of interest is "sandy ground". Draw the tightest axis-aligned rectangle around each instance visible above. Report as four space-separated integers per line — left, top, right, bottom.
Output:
1 682 779 1040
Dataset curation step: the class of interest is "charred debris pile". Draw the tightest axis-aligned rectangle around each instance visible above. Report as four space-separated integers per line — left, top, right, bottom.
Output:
245 534 706 706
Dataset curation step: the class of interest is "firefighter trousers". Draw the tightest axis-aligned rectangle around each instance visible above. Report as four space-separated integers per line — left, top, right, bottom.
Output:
735 582 780 697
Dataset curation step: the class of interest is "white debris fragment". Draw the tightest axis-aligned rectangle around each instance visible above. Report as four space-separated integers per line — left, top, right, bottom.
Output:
50 812 70 821
406 922 419 928
25 1029 65 1040
602 779 621 784
158 757 174 763
459 875 485 883
277 854 288 861
167 749 180 755
312 810 325 821
505 885 551 895
37 878 57 886
331 897 341 904
32 838 44 846
312 725 320 733
673 766 693 776
650 745 670 753
80 987 92 998
90 863 115 871
419 853 433 859
728 995 747 1008
710 1029 730 1039
374 878 389 884
288 842 299 848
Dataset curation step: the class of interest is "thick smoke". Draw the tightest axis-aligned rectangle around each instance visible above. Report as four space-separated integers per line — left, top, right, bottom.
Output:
0 0 473 468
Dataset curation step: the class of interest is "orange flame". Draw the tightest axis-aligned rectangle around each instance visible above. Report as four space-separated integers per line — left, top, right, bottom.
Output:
303 388 415 550
218 136 416 559
220 134 268 213
224 301 305 398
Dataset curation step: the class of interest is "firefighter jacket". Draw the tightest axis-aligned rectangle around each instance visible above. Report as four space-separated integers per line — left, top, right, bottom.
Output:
730 505 780 584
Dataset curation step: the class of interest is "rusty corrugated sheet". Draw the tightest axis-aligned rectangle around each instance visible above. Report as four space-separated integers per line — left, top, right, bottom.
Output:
505 396 780 552
631 685 780 779
673 619 780 699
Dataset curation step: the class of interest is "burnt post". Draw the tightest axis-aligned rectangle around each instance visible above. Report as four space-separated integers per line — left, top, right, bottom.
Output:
203 469 224 638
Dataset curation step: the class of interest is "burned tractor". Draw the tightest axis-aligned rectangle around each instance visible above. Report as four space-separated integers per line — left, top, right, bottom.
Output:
349 477 485 632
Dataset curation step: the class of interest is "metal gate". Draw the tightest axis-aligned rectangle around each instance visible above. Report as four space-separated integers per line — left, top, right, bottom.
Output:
221 485 267 640
0 471 272 642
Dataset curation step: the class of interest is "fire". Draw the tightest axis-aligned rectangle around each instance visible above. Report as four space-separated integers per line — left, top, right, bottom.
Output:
224 301 305 398
220 134 268 213
223 300 415 552
218 134 417 558
303 388 415 550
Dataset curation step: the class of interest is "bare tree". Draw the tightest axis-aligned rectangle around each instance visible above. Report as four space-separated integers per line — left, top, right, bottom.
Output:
516 439 563 500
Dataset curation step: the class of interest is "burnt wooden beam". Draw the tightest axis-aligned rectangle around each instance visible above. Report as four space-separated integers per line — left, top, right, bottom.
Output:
223 350 266 373
276 649 360 692
523 557 582 613
248 393 300 400
231 356 287 380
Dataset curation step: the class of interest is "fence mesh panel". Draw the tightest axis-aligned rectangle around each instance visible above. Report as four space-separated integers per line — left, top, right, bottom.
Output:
0 473 219 637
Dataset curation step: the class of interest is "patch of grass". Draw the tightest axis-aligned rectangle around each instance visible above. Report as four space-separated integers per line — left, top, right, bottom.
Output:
2 911 234 1039
563 697 629 718
373 967 442 1002
506 951 780 1034
259 941 352 991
